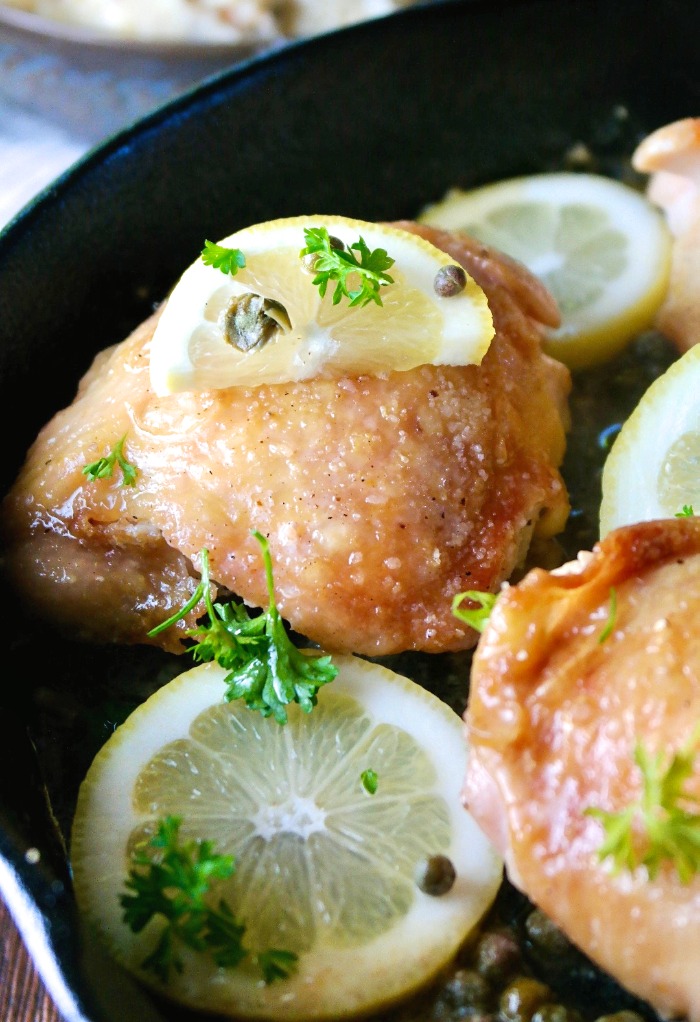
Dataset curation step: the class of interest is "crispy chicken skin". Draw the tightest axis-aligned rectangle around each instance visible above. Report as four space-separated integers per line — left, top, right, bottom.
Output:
464 516 700 1022
1 222 570 656
633 117 700 353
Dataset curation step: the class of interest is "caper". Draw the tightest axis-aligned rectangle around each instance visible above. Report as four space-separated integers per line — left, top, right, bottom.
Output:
301 252 319 274
434 264 467 297
415 853 456 895
438 967 492 1012
525 910 574 958
474 928 522 983
301 233 345 274
223 293 290 352
532 1004 583 1022
499 976 553 1022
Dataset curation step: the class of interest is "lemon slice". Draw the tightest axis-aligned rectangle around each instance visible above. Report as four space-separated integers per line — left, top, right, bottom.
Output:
149 215 494 394
418 173 672 371
70 655 503 1020
600 343 700 535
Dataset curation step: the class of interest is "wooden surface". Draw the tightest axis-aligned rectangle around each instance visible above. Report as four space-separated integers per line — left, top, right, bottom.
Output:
0 896 62 1022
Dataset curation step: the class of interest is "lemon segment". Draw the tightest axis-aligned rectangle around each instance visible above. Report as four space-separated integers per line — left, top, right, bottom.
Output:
600 343 700 535
149 216 494 394
418 173 672 371
70 655 503 1020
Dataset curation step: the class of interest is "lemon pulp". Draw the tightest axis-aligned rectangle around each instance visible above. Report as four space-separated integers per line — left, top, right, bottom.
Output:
600 343 700 535
418 173 671 371
658 432 700 513
71 655 503 1020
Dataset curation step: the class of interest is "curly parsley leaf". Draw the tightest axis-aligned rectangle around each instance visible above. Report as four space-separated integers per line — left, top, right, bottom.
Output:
83 434 137 486
147 531 336 724
300 227 395 307
201 239 246 276
586 728 700 883
452 589 498 633
121 815 244 982
257 949 299 984
676 504 695 518
120 816 297 984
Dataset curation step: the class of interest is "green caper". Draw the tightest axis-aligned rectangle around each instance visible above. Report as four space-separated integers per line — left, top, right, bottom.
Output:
500 976 553 1022
434 264 467 297
223 293 290 352
415 854 456 896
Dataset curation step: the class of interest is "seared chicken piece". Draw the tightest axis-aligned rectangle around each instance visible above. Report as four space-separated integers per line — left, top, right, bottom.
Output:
464 516 700 1022
633 117 700 352
1 223 570 657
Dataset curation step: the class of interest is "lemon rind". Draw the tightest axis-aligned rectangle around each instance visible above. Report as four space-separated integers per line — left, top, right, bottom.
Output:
71 655 503 1020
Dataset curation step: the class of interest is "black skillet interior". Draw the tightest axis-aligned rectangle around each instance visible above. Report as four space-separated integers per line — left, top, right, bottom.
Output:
0 0 698 1019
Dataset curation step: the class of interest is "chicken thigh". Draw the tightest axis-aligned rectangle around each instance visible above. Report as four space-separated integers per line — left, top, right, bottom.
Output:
1 223 570 657
465 516 700 1022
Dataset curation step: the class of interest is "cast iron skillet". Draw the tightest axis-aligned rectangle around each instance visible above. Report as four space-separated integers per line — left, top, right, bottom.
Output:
0 1 697 1019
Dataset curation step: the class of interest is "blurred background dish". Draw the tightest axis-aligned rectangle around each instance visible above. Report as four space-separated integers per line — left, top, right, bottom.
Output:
0 9 258 226
0 0 422 227
0 0 273 48
0 0 413 45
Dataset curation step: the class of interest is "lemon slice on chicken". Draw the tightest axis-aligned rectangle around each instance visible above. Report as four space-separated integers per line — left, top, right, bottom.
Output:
600 343 700 535
419 173 671 371
70 655 503 1020
149 215 494 393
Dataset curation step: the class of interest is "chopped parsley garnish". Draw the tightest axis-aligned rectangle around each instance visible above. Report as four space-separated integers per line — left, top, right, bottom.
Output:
147 530 336 724
82 434 137 486
586 729 700 883
201 240 246 276
300 227 395 307
361 769 378 795
676 504 695 518
598 586 617 644
258 949 300 984
120 815 297 983
452 589 498 633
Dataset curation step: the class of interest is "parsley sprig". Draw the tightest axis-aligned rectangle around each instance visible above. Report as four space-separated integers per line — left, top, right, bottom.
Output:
598 586 617 644
300 227 395 307
586 728 700 883
201 239 246 276
148 531 336 724
121 815 297 983
452 589 498 633
83 434 137 486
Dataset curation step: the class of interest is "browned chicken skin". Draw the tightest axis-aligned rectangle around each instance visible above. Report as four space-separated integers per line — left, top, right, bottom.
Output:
1 222 570 656
464 517 700 1022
